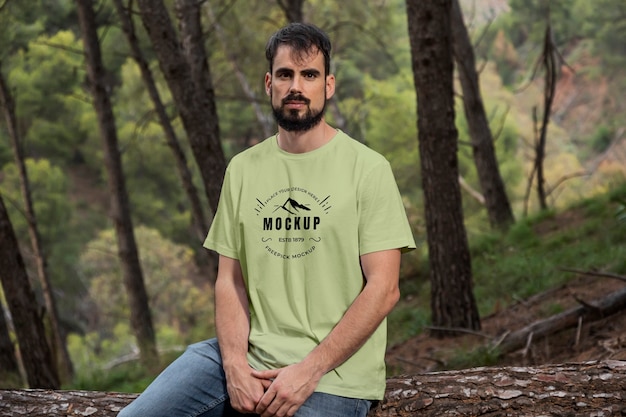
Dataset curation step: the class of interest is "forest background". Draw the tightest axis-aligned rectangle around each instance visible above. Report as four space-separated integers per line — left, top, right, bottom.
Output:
1 0 625 392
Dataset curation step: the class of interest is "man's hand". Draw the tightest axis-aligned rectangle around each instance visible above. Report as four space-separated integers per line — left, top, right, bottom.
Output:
225 364 272 414
251 362 321 417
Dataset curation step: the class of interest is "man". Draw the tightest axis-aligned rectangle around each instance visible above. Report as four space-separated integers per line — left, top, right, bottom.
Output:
118 22 415 417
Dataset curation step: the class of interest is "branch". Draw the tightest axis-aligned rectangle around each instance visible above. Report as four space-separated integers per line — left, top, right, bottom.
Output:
457 176 485 205
560 267 626 283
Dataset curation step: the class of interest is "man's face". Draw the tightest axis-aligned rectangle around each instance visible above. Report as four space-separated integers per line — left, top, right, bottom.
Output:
265 45 335 132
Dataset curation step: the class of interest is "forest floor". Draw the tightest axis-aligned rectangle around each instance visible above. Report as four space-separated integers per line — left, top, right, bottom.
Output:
386 210 626 376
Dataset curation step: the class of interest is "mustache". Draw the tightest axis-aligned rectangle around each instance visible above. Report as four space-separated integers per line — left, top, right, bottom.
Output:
282 93 310 105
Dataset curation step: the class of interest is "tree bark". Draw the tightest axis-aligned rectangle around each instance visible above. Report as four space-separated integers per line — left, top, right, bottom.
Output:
406 0 480 332
0 195 59 389
277 0 305 23
1 361 624 416
450 0 515 231
111 0 217 282
136 0 226 213
0 297 20 381
76 0 158 368
0 390 137 416
535 23 558 211
370 360 626 416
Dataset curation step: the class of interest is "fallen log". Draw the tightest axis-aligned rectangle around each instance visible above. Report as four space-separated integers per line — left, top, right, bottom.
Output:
1 360 624 416
0 390 136 416
496 284 626 355
370 359 626 416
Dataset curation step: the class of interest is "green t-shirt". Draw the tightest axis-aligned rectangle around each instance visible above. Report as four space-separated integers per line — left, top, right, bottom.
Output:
204 130 415 400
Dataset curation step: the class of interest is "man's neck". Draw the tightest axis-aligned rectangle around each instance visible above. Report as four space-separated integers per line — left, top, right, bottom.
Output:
276 122 336 154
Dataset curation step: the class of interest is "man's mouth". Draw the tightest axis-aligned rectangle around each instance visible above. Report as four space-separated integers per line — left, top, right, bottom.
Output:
283 95 309 107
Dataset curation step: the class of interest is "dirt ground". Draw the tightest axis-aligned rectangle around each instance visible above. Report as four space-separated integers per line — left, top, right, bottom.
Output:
387 206 626 375
386 272 626 376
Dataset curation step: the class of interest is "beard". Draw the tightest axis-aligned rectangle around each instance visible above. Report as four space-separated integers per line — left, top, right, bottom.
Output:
271 93 326 132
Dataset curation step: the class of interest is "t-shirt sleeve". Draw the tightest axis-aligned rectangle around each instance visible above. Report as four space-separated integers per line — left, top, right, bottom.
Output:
358 161 416 255
203 166 240 259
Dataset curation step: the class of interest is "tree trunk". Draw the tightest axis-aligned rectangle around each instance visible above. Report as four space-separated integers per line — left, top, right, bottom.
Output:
0 298 20 382
76 0 158 368
277 0 305 23
1 361 624 416
111 0 217 283
0 63 74 383
136 0 226 213
406 0 480 332
0 195 59 389
535 23 558 211
450 0 515 231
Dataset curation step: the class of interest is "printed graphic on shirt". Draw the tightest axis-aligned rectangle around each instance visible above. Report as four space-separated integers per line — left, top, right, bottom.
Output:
255 186 331 260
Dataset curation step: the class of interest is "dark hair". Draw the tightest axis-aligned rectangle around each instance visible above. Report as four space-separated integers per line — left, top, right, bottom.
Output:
265 23 332 76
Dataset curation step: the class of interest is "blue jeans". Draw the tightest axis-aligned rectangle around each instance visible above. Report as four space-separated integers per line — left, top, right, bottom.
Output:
117 338 372 417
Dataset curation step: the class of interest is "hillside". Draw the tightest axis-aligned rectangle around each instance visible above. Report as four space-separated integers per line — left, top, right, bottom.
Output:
387 205 626 375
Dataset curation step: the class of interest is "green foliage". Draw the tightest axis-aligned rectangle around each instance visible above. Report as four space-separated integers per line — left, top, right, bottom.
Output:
445 345 502 371
590 125 614 153
387 301 430 347
112 59 202 244
72 226 215 379
580 0 626 70
7 30 91 163
0 158 71 242
0 158 91 319
610 184 626 229
506 0 585 47
77 226 214 337
67 323 185 392
471 194 626 316
356 72 419 197
67 225 215 388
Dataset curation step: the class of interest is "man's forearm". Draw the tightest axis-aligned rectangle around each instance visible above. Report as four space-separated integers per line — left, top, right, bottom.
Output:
214 256 250 369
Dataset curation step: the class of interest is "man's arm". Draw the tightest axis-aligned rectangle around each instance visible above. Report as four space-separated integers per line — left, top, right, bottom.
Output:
215 255 268 413
253 248 402 417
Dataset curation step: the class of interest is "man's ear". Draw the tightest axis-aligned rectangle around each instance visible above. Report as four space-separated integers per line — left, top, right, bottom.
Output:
326 74 336 100
265 73 272 96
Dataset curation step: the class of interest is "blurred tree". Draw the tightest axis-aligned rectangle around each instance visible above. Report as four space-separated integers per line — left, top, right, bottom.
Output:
112 0 216 281
582 0 626 70
7 30 87 163
357 73 419 198
406 0 480 333
0 193 59 388
206 2 274 139
136 0 226 213
506 0 583 47
0 297 20 385
0 63 74 382
451 0 514 231
78 226 214 345
76 0 158 369
278 0 304 23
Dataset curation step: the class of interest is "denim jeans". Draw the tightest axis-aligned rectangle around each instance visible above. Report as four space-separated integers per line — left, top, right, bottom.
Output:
117 338 371 417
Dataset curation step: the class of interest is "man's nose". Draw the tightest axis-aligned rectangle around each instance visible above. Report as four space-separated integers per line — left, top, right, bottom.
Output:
289 75 303 93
